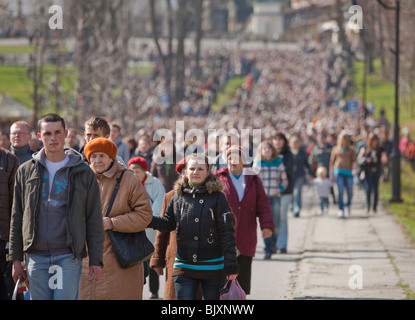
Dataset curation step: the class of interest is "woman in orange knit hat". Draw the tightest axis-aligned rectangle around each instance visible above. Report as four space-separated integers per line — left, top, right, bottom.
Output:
78 138 153 300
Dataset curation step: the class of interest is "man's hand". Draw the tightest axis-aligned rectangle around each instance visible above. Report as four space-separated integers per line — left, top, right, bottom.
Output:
88 265 102 283
12 260 27 283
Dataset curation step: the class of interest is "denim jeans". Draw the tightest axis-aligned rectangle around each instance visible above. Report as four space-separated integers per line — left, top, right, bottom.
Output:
319 197 329 212
277 194 292 250
334 173 354 211
26 253 82 300
173 275 226 300
363 170 381 211
264 196 280 254
292 175 306 216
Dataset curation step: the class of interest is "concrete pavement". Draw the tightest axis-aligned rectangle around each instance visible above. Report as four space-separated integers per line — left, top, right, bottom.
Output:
249 184 415 300
144 184 415 300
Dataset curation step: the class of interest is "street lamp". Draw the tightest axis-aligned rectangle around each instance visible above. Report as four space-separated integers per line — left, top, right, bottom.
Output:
352 0 402 202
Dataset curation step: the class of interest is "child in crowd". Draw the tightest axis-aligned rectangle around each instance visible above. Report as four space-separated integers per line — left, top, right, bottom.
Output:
313 166 332 215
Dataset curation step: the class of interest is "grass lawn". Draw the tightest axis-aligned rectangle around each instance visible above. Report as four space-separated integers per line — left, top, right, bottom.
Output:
352 60 415 241
212 76 245 112
0 64 77 109
352 59 415 136
0 45 35 54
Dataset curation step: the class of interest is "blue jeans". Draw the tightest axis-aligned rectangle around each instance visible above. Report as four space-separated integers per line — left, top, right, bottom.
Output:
277 194 292 250
264 196 280 254
292 175 306 216
334 173 354 211
319 197 329 212
363 170 381 211
173 275 225 300
26 253 82 300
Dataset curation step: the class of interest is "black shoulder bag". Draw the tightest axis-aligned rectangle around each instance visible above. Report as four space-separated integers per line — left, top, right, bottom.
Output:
106 169 154 269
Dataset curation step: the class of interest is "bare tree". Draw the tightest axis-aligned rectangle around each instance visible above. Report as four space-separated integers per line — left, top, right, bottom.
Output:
193 0 204 81
148 0 194 107
68 0 133 127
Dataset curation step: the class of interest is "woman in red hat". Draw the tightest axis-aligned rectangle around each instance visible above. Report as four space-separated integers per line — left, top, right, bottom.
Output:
128 156 166 299
78 138 153 300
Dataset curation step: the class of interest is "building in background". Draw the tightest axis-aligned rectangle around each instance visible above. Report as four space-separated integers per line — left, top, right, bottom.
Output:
247 0 285 41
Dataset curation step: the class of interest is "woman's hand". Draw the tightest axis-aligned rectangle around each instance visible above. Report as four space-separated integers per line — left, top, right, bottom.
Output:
153 266 164 276
226 274 238 281
103 217 114 231
262 228 273 239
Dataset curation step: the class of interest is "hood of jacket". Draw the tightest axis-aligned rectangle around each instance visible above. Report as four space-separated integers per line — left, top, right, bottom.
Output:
173 173 224 195
32 147 84 169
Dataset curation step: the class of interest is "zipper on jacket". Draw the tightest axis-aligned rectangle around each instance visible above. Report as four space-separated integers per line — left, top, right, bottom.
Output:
66 170 78 258
32 166 42 248
209 208 215 221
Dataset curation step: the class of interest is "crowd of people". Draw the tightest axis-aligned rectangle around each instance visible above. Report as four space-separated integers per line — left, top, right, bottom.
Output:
0 37 403 301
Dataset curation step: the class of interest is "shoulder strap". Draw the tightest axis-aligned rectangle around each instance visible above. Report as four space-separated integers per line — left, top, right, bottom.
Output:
105 169 127 217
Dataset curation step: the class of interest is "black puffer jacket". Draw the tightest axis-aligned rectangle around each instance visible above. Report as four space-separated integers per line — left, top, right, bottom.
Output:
149 174 239 275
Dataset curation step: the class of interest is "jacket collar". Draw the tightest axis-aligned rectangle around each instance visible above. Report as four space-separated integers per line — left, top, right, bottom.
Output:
93 160 121 179
174 174 224 195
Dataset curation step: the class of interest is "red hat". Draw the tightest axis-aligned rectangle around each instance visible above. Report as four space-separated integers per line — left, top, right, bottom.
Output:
176 158 186 174
128 156 149 171
84 138 117 162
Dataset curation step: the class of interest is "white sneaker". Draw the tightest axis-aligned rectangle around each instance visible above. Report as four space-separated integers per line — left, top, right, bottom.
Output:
338 210 345 219
346 206 351 215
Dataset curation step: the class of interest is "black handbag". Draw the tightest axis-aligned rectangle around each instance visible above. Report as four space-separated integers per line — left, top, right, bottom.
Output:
105 169 154 269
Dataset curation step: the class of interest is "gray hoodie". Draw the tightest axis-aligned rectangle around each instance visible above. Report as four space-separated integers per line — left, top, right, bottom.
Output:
28 148 85 256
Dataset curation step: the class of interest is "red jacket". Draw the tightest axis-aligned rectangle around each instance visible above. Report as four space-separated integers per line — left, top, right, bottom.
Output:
214 167 274 257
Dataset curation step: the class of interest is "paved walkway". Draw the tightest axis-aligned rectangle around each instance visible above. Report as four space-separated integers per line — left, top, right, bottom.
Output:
250 184 415 300
144 184 415 300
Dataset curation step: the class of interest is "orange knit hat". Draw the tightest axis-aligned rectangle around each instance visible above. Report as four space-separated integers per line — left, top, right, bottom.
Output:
84 138 117 162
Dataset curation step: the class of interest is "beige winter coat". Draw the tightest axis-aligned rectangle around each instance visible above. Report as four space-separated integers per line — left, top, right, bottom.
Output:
78 162 153 300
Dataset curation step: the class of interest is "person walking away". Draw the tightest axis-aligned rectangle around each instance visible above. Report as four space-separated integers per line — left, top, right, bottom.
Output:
214 145 273 295
290 135 312 217
329 133 356 219
271 133 293 253
149 153 239 300
252 141 287 259
312 167 333 215
9 113 104 300
128 156 166 299
357 133 388 213
78 138 153 300
0 148 19 300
